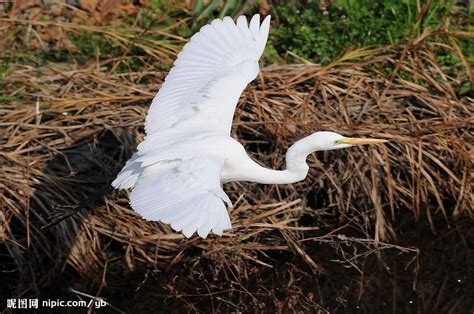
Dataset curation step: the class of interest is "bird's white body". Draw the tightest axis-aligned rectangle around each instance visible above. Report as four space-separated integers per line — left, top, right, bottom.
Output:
112 14 386 238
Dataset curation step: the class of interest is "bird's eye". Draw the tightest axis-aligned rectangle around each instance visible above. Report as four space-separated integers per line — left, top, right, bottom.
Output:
334 137 348 145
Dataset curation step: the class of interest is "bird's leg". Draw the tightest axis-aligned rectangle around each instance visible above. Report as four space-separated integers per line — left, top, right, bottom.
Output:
41 207 78 230
41 185 113 230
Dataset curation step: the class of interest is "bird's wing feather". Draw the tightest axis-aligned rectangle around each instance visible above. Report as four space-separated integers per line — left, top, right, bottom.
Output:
140 15 271 154
114 14 271 238
129 154 232 238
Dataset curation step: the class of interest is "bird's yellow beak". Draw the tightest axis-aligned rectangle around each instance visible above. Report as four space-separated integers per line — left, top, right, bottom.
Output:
336 137 388 145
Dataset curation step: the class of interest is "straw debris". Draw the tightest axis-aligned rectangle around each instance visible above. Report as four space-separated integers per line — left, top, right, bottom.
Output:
0 5 472 311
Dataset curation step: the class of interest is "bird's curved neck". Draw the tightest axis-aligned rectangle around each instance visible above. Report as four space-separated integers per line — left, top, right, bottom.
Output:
229 136 318 184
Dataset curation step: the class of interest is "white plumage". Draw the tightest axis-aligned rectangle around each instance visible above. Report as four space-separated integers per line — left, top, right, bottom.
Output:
144 15 270 136
112 14 387 239
113 15 270 238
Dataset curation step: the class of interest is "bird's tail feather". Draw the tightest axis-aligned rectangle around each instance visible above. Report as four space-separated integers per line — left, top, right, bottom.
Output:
111 153 142 189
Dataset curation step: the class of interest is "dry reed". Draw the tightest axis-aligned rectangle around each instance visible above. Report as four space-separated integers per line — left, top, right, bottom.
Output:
0 3 472 312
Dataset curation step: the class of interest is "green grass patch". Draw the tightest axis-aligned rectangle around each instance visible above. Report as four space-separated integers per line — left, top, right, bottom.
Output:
270 0 463 65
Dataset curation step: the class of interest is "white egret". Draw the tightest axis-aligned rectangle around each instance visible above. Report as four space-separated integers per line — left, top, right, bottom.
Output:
112 14 387 238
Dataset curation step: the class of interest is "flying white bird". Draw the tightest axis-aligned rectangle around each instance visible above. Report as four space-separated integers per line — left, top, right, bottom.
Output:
112 14 387 239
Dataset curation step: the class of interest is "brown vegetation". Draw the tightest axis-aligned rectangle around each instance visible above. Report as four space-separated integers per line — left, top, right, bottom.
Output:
0 2 473 312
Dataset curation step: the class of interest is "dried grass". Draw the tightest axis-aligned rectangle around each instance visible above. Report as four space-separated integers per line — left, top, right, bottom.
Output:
0 10 473 312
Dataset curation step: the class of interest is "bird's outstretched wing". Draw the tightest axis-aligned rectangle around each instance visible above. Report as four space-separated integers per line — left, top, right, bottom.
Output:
113 15 271 238
138 14 271 154
129 155 232 238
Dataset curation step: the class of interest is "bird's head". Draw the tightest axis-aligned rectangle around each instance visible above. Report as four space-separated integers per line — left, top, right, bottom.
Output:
307 131 388 151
